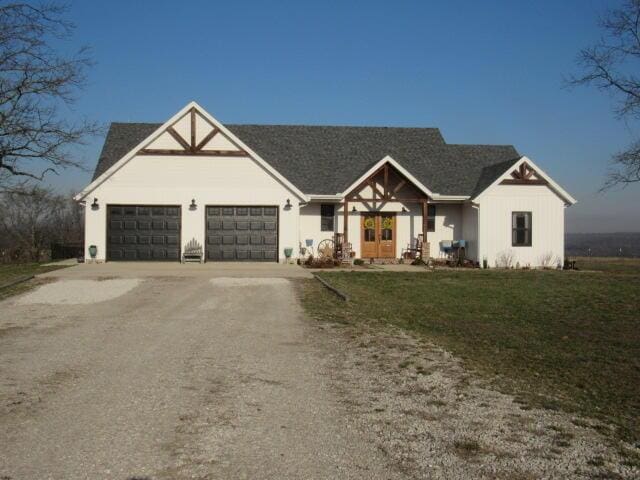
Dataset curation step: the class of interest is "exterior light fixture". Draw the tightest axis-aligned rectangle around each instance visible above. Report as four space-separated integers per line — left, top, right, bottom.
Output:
351 205 357 212
284 198 292 210
91 198 99 210
401 206 407 213
190 199 197 210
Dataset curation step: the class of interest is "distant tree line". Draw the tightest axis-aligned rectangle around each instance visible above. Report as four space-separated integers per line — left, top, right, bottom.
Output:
565 232 640 258
0 186 83 262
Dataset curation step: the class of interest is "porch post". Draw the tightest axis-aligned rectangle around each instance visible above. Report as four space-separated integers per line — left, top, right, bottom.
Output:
343 200 349 245
421 199 428 258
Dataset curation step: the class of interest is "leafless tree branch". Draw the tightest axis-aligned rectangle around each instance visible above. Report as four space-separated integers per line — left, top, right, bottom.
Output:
0 2 102 190
568 0 640 189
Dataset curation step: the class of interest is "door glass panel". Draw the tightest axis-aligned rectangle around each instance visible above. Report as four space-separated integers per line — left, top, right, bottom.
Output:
381 215 393 241
363 216 376 241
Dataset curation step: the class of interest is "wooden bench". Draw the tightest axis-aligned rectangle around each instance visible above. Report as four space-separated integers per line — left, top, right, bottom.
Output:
182 238 203 263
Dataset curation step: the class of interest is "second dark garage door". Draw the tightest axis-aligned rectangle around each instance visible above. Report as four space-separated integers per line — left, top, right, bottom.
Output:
206 206 278 261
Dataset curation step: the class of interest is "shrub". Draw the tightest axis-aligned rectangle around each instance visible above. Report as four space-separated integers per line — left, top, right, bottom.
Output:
353 258 365 266
304 256 340 268
539 251 558 269
496 249 516 268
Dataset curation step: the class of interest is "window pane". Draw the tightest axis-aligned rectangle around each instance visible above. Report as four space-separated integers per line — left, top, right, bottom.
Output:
364 229 376 242
427 204 436 217
516 229 526 245
320 217 334 231
320 204 334 217
427 219 435 232
381 229 392 241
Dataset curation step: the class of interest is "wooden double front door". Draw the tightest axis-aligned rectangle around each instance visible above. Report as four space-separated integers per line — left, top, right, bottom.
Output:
361 213 396 258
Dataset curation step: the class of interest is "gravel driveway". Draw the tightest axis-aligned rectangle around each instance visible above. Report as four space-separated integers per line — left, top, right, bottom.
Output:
1 268 636 479
0 274 401 480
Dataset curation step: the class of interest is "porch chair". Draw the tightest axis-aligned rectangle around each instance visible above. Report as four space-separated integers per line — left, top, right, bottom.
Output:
333 233 353 264
401 234 424 260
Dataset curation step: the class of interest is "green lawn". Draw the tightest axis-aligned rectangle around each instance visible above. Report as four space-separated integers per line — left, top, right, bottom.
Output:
0 263 69 299
301 261 640 445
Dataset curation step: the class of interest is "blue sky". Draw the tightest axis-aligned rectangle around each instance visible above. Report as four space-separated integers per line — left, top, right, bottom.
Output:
53 0 639 232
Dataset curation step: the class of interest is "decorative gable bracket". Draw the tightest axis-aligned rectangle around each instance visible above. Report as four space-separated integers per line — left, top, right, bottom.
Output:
138 107 248 157
500 162 548 185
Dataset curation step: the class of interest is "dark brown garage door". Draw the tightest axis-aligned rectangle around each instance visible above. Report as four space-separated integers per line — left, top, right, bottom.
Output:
206 206 278 261
107 205 181 261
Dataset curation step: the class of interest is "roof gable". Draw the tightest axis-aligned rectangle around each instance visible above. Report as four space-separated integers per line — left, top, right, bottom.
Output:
472 156 577 205
77 102 307 201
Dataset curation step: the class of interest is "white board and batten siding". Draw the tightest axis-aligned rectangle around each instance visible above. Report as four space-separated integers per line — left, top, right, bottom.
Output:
477 184 566 268
84 153 300 262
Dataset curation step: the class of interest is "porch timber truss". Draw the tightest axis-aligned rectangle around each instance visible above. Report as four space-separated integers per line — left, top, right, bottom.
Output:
138 107 248 157
342 161 431 258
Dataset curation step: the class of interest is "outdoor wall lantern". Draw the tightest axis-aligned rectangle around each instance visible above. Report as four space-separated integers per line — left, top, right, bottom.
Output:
190 199 197 211
284 198 292 210
91 198 99 210
351 205 357 212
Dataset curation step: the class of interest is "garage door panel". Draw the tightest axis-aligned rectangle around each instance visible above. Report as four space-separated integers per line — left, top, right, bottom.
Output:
110 250 124 260
107 205 181 261
124 250 138 260
208 235 222 245
206 205 278 262
137 249 152 260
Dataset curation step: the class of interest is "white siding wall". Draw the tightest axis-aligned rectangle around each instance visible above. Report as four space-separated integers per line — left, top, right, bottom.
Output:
84 154 300 262
427 203 463 258
478 184 565 268
461 203 479 261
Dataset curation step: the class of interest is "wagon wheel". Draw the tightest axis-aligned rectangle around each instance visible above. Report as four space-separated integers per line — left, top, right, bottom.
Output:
317 239 335 259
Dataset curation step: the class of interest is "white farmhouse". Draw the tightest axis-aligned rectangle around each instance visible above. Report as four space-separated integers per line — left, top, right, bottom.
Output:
76 102 575 267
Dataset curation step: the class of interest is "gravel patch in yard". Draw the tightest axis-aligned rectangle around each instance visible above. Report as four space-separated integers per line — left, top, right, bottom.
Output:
209 277 290 287
314 323 638 479
15 279 141 305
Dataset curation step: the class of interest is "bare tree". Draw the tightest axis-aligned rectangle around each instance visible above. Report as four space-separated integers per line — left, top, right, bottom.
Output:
0 2 101 190
569 0 640 189
0 185 64 261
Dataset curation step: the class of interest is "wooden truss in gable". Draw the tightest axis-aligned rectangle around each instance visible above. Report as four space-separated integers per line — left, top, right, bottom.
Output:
345 162 428 203
138 107 248 157
500 162 548 185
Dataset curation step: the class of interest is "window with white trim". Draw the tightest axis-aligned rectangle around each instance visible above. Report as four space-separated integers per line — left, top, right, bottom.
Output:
512 212 532 246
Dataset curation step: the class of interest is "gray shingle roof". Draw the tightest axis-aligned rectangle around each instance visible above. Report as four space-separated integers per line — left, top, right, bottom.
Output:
92 122 520 197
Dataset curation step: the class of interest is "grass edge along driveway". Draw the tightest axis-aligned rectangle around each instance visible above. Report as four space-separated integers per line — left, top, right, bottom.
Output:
300 263 640 448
